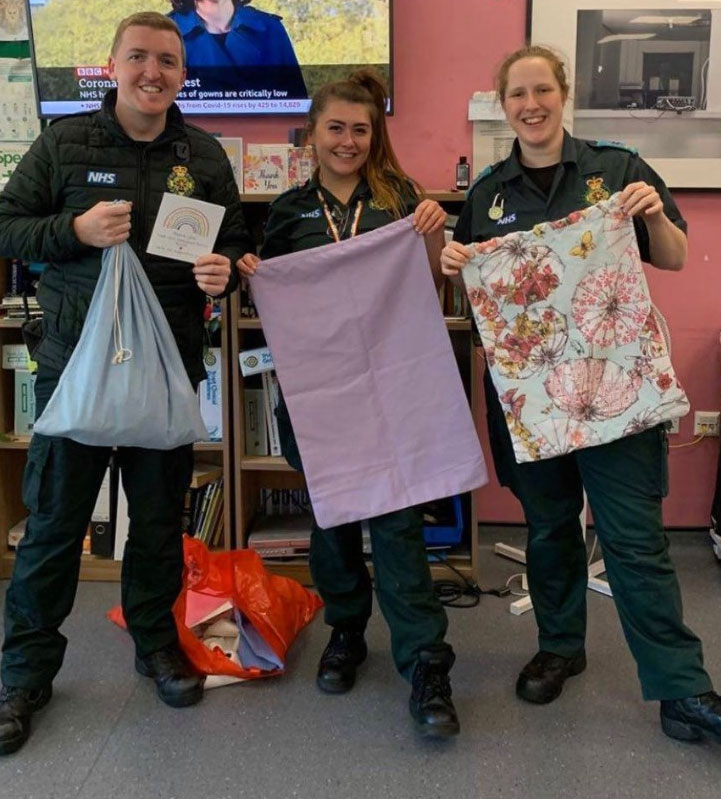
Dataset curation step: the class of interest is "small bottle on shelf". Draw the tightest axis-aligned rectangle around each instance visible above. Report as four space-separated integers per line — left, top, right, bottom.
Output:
455 156 470 190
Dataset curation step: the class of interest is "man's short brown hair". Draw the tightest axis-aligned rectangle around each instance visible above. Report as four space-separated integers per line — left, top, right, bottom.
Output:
110 12 186 67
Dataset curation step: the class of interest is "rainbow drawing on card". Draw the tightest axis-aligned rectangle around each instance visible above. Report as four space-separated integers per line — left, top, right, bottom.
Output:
163 207 211 236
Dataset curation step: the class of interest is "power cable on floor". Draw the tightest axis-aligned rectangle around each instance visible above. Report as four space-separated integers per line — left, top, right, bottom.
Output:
428 551 511 608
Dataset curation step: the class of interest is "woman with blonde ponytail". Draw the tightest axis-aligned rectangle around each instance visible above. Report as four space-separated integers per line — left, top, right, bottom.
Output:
237 68 458 739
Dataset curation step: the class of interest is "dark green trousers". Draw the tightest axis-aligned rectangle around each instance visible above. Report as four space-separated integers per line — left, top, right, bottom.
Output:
1 366 194 690
486 372 712 701
309 507 451 680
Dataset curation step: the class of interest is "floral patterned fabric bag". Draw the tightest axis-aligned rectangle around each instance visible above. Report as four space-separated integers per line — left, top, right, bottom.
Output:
463 192 689 464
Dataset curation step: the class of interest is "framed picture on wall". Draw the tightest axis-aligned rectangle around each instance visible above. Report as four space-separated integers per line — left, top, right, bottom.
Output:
527 0 721 188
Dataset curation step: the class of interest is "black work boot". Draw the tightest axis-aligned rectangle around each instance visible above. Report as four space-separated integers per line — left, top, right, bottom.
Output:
516 650 587 704
0 684 53 755
660 691 721 743
409 650 460 738
135 645 204 708
316 629 367 694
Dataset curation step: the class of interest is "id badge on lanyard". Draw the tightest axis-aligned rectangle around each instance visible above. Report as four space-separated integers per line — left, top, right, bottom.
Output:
316 189 364 242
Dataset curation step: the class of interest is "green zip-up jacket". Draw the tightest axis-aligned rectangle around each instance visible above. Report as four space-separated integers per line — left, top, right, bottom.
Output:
0 90 251 385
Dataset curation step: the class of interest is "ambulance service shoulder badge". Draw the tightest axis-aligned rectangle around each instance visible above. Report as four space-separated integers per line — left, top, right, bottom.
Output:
167 165 195 196
584 176 609 204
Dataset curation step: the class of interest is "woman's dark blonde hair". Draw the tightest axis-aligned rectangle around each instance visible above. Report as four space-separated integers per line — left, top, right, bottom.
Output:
495 45 570 103
307 68 421 219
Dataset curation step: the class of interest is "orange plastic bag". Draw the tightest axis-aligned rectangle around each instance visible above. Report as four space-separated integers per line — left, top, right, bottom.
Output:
108 535 323 680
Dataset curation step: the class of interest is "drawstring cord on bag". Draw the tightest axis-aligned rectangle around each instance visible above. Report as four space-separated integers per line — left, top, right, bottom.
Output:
112 245 133 364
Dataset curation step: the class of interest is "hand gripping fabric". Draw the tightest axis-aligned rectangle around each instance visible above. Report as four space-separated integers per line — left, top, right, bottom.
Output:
34 242 208 449
463 193 689 463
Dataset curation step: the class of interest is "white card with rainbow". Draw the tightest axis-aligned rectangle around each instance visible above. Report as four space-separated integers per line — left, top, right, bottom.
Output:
147 193 226 264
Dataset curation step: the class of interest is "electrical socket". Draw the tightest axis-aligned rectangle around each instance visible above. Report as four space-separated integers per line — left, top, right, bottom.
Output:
667 418 680 434
694 411 721 437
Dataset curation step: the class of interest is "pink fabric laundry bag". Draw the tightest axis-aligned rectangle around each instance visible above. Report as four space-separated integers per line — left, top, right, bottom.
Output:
250 216 488 528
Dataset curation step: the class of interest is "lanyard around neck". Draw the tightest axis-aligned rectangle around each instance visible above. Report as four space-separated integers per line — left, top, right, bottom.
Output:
316 189 364 243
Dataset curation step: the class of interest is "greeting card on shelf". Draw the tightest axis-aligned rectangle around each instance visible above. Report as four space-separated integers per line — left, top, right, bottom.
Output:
217 137 243 190
288 146 316 188
243 144 290 194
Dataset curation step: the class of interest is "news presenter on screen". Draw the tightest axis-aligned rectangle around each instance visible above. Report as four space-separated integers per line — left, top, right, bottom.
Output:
237 69 461 739
441 44 721 745
168 0 307 97
0 12 252 756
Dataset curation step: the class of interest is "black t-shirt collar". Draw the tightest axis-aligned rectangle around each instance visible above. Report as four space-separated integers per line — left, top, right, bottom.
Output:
499 129 577 182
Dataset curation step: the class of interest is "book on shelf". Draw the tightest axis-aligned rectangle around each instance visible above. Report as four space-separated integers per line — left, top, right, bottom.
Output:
259 487 310 516
440 280 470 319
185 477 224 545
204 482 221 545
1 295 39 309
14 369 35 436
244 388 267 455
239 346 274 377
2 343 31 370
2 258 43 310
181 487 196 535
209 486 225 547
198 347 222 442
196 481 217 543
261 370 281 456
113 481 130 561
191 481 213 536
90 459 118 558
2 309 42 320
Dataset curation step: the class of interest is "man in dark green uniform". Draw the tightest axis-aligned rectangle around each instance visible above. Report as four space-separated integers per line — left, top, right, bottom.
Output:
0 12 251 755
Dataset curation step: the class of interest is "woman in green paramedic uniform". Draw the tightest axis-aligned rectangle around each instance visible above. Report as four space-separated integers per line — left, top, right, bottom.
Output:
442 45 721 744
237 69 459 738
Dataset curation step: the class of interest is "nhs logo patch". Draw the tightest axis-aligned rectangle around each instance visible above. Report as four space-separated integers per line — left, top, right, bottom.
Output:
496 212 517 226
86 171 118 185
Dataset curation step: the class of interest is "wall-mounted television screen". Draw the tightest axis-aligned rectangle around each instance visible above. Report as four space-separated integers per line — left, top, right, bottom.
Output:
27 0 392 117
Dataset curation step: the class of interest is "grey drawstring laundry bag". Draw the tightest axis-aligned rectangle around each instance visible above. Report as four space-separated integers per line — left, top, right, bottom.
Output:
34 242 208 449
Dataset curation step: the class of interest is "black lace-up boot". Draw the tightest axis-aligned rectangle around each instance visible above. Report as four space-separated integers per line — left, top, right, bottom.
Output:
660 691 721 743
135 645 204 708
409 649 459 738
316 629 367 694
0 684 52 755
516 650 587 704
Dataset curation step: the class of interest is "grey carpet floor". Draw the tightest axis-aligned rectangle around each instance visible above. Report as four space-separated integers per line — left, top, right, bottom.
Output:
1 527 720 799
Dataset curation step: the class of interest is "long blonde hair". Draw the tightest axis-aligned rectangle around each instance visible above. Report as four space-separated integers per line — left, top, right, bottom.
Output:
307 68 422 218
